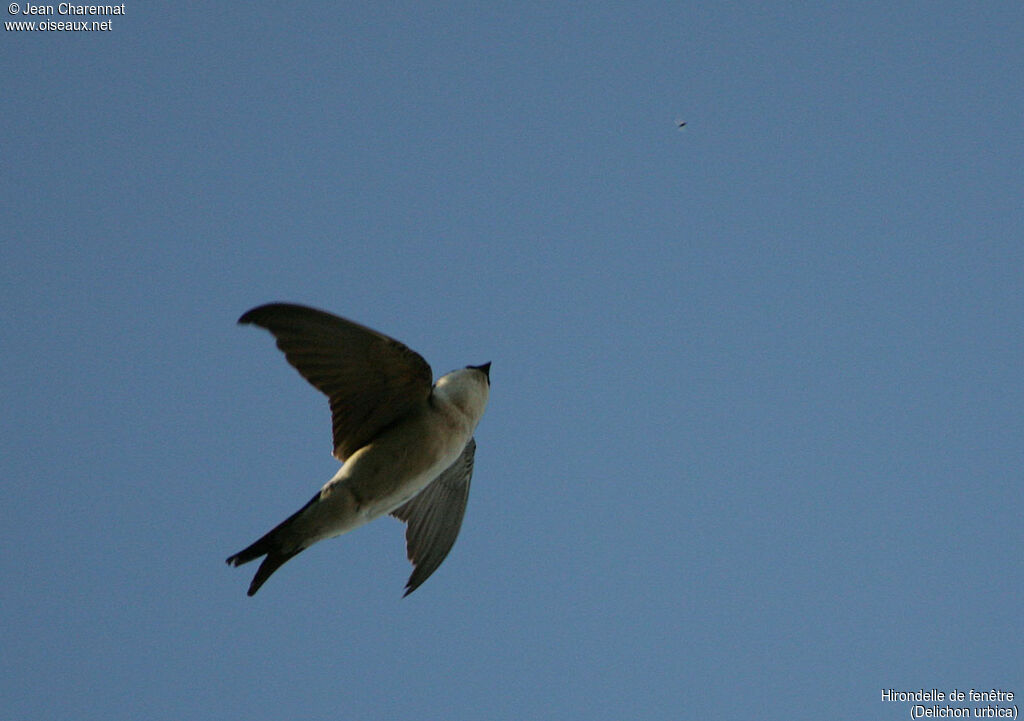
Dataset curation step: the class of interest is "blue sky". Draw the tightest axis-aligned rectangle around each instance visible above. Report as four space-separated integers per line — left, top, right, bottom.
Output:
2 3 1022 719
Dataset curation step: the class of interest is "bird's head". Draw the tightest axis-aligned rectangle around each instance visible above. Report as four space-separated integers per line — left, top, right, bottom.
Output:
435 363 491 423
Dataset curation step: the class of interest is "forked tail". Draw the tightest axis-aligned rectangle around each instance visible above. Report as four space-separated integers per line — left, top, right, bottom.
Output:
226 491 319 595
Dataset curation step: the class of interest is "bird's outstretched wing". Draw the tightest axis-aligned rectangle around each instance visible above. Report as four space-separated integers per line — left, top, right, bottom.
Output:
239 302 433 462
391 438 476 596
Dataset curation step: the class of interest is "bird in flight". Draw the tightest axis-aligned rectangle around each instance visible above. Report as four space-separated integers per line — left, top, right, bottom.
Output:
226 302 491 596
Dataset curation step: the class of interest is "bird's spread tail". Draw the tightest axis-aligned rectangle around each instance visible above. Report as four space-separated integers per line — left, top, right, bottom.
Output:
226 491 319 595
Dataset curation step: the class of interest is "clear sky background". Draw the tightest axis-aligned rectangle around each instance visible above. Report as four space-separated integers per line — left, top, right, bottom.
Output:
2 3 1021 720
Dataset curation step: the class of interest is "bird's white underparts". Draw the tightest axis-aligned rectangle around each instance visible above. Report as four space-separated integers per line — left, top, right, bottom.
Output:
226 302 490 597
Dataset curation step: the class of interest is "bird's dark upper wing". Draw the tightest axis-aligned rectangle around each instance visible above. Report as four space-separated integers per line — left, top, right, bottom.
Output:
391 438 476 596
239 302 433 462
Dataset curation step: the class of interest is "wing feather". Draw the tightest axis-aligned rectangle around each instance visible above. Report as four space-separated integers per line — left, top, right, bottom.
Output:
239 302 433 462
391 438 476 596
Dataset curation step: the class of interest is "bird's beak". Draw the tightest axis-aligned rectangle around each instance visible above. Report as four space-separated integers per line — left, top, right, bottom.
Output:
470 362 491 382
